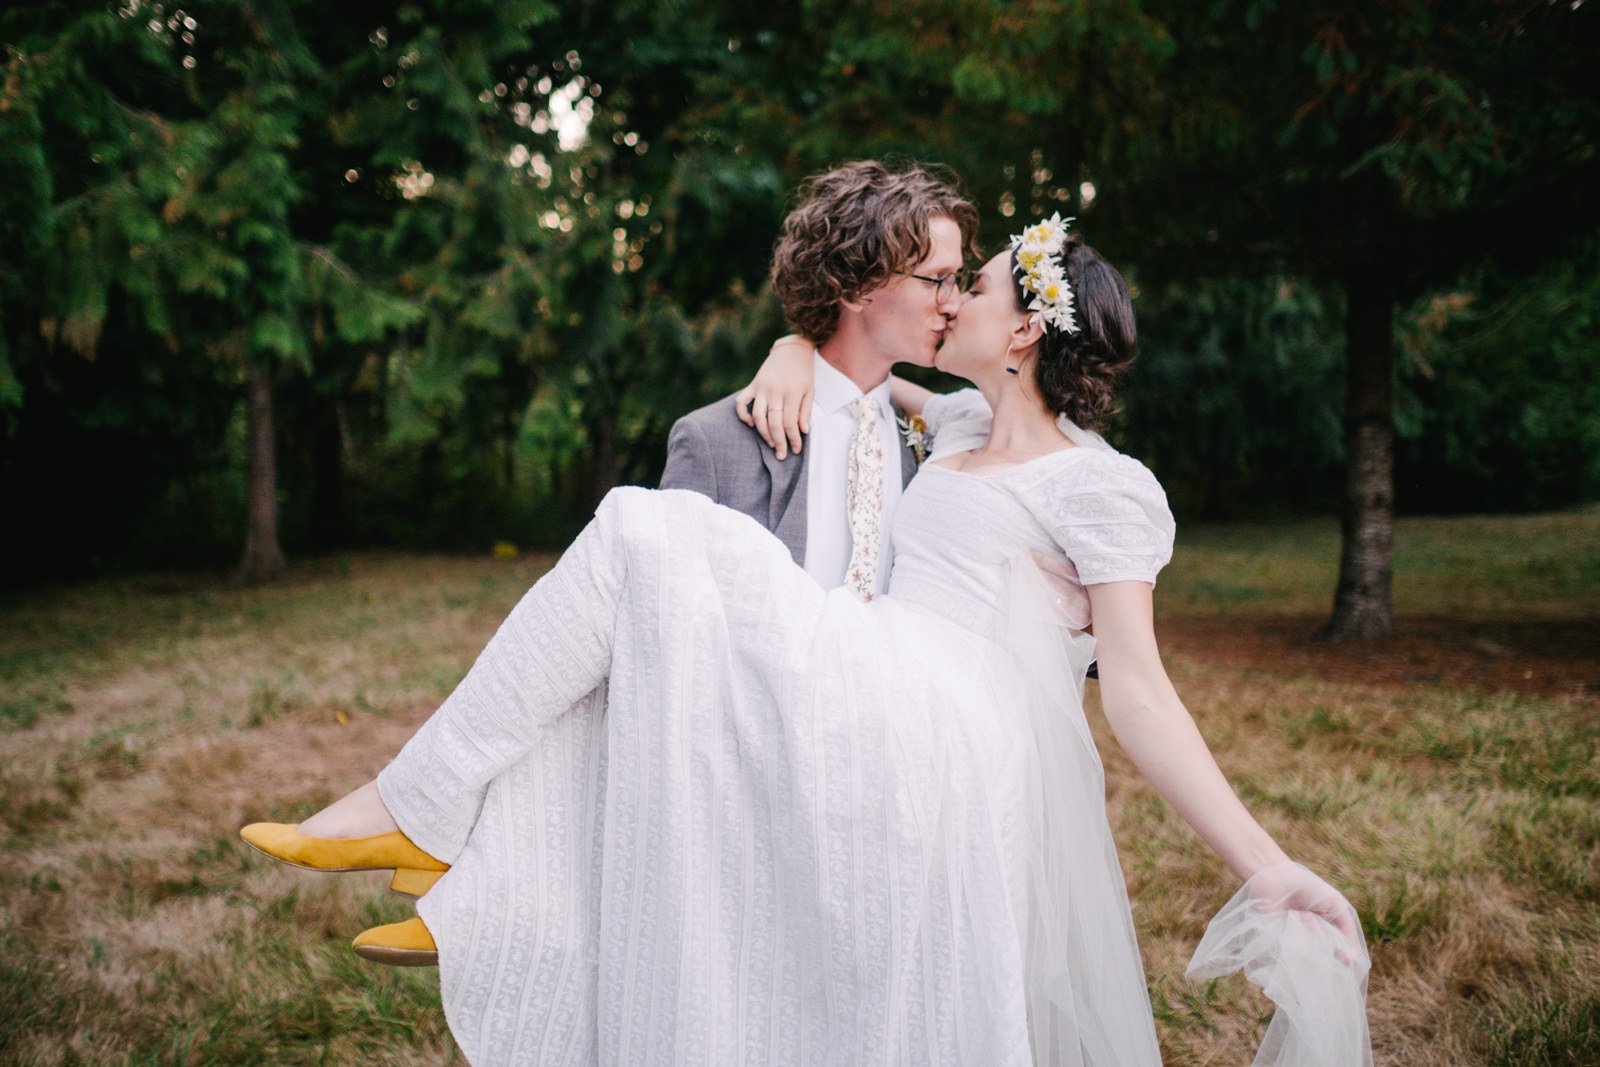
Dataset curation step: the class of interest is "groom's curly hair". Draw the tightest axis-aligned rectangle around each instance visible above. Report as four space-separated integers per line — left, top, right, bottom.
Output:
1011 237 1137 433
771 161 979 343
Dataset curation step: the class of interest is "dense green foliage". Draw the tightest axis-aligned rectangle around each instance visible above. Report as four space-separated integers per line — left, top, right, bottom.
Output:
2 0 1595 585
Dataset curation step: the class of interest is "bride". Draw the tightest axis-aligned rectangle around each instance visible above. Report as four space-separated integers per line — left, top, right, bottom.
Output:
242 217 1371 1065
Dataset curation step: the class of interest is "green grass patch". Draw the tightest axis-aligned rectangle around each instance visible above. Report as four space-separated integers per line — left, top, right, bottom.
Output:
1480 993 1600 1067
1162 505 1600 618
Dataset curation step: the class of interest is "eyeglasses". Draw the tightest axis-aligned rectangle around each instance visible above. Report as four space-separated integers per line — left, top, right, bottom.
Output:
908 271 967 302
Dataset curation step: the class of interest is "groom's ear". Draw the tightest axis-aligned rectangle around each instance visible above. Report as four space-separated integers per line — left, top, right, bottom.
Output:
839 291 870 314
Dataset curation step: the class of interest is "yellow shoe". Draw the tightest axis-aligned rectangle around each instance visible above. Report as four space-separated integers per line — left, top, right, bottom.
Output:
385 867 446 898
239 823 448 897
353 916 438 966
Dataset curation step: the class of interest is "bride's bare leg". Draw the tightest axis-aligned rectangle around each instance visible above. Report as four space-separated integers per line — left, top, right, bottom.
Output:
297 778 399 839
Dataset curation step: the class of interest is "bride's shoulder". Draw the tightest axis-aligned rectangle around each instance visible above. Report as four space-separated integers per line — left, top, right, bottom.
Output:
1019 442 1164 497
1018 445 1174 535
1071 446 1164 492
1021 447 1176 582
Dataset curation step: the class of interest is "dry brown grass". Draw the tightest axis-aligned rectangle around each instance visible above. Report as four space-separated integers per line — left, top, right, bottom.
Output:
1 510 1596 1064
0 552 557 1065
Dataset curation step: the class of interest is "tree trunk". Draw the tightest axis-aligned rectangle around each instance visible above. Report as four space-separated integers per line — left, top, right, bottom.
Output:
1323 269 1395 639
239 361 288 582
309 382 345 550
588 405 618 504
502 400 516 488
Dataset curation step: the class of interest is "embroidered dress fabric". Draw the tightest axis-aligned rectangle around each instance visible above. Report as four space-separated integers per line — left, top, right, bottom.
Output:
380 487 1038 1065
375 388 1370 1065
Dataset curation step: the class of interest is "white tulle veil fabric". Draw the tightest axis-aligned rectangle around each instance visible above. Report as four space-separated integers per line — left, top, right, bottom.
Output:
1186 872 1373 1067
987 414 1154 1064
998 549 1162 1065
1000 415 1373 1066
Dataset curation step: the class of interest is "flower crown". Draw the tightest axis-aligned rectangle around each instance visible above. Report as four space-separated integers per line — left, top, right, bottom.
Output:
1009 213 1078 334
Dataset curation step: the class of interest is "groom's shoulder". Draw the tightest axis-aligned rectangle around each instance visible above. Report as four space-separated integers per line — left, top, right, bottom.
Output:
671 393 760 451
662 392 770 498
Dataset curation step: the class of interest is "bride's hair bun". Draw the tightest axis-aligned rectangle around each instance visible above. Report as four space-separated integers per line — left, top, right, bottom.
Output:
1012 238 1136 432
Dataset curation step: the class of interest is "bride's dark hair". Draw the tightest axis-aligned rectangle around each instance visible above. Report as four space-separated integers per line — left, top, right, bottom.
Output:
1010 238 1136 433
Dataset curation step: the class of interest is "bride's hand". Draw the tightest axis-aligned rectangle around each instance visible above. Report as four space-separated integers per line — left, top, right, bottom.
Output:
1246 861 1364 950
735 334 816 459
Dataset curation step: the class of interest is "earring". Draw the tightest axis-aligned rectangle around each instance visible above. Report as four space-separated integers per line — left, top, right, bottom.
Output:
1005 367 1019 375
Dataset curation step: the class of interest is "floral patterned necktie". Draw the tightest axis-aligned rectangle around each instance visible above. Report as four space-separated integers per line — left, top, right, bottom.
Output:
844 395 885 601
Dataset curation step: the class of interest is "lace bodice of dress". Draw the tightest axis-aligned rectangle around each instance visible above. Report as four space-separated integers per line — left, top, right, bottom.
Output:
887 389 1175 637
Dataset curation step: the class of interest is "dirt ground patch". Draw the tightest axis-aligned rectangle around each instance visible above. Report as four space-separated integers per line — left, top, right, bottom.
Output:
1160 614 1600 704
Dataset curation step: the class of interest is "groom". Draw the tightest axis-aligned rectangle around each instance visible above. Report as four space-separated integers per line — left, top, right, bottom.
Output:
661 161 976 595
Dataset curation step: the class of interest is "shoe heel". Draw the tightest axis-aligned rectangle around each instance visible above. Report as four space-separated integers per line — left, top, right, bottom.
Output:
384 870 441 902
389 868 444 898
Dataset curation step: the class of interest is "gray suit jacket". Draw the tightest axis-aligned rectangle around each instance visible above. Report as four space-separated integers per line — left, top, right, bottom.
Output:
660 394 918 566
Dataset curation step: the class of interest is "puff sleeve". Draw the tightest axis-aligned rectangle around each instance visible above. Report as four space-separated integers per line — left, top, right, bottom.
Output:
920 388 993 460
1025 449 1176 586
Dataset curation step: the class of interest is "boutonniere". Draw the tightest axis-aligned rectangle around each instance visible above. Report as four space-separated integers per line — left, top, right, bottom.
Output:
897 414 930 465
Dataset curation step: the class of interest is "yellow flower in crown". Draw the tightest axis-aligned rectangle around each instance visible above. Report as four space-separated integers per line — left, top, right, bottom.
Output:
1008 213 1079 334
1024 220 1061 246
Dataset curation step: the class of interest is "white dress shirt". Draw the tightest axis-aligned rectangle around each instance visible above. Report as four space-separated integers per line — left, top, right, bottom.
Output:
804 351 903 593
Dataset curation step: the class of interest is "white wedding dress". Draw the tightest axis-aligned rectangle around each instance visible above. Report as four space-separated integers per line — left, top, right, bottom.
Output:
375 390 1368 1066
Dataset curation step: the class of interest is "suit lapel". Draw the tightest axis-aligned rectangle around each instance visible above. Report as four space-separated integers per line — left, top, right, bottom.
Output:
761 442 809 566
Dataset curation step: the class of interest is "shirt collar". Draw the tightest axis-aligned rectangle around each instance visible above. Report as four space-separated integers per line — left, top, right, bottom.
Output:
813 350 893 417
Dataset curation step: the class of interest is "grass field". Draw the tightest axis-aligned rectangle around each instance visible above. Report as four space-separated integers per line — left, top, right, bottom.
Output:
2 507 1597 1064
